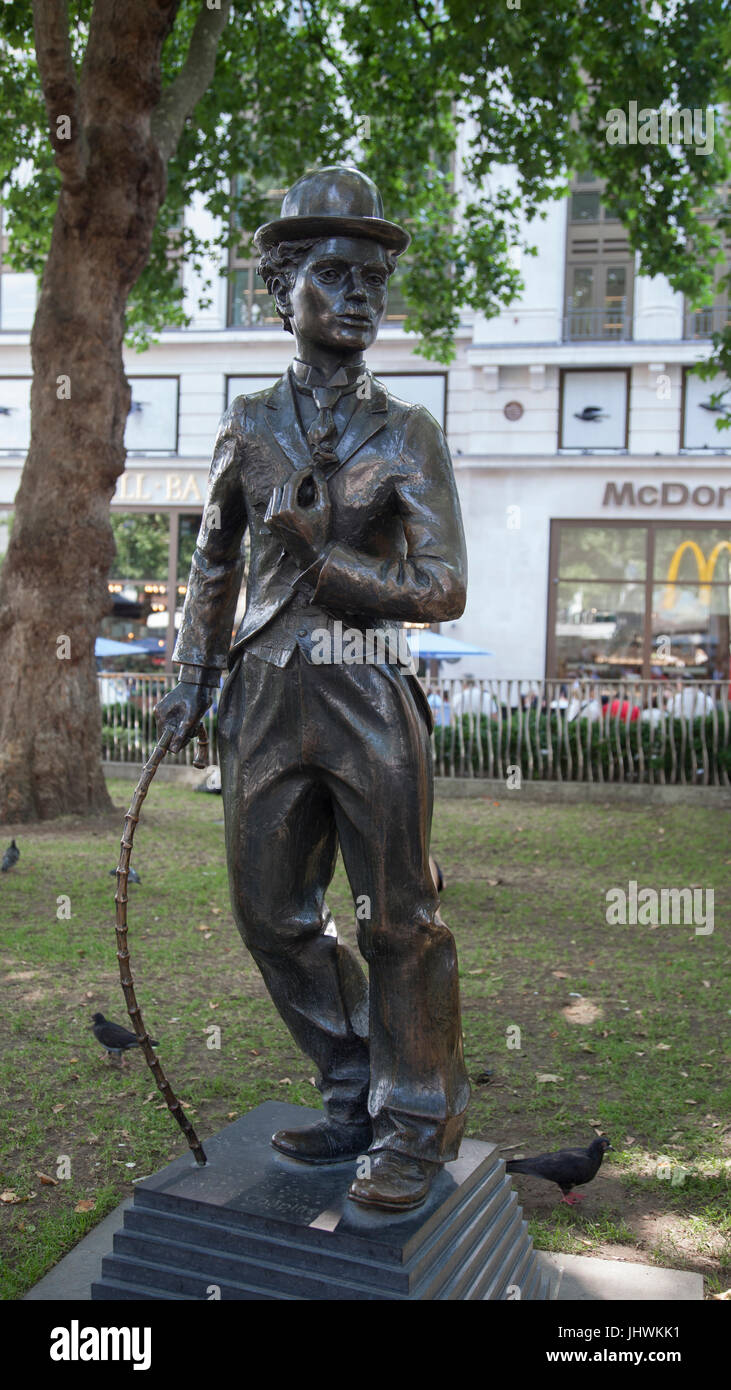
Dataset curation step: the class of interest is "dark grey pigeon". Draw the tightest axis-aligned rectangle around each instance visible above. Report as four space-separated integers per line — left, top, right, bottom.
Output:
506 1136 613 1204
92 1012 158 1059
1 839 19 872
109 866 141 884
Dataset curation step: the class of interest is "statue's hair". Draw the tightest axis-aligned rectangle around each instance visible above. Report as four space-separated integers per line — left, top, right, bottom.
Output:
258 237 399 334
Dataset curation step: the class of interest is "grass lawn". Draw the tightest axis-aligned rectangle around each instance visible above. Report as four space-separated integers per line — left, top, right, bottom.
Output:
0 778 728 1299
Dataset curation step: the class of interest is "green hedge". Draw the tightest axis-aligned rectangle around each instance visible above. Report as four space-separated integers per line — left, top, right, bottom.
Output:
100 698 729 784
432 713 731 783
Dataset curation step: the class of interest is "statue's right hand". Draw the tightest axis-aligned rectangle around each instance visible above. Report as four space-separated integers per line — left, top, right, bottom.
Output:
154 682 213 754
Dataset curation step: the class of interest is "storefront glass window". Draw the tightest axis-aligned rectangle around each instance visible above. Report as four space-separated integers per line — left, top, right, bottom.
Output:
558 525 646 581
652 527 731 680
177 513 202 582
555 580 645 678
654 527 731 586
652 586 730 681
174 512 203 658
551 521 731 680
101 512 171 669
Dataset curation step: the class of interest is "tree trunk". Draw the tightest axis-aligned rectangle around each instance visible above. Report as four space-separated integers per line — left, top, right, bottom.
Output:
0 0 176 821
0 232 155 821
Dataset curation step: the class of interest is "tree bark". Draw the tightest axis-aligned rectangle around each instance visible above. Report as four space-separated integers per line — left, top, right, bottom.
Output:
0 0 228 821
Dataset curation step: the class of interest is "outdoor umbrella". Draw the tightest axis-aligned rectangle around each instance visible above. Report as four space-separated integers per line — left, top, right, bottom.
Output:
95 637 150 657
408 631 493 661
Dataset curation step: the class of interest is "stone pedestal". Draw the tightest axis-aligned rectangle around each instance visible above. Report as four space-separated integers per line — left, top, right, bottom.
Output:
91 1101 552 1301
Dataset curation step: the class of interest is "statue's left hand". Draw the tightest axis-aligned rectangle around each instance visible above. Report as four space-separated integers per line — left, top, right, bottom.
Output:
263 466 331 570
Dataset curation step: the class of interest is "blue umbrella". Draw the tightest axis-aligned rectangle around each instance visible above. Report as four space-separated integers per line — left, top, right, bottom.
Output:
95 637 150 657
407 631 493 660
124 636 168 652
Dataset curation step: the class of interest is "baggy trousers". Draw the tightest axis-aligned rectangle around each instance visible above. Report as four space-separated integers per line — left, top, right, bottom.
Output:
217 646 470 1163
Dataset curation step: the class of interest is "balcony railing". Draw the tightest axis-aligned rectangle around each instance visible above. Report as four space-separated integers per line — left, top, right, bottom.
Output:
562 305 632 342
683 305 731 340
99 673 729 786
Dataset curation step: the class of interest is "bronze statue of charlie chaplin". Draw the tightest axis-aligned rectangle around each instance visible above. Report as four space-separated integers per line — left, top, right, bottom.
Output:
155 167 470 1211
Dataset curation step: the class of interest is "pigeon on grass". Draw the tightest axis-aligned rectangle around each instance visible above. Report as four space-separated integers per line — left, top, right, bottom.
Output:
2 840 19 872
92 1012 158 1062
506 1136 613 1205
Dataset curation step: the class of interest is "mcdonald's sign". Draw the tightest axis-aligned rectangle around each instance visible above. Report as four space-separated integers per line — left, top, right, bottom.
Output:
662 539 731 607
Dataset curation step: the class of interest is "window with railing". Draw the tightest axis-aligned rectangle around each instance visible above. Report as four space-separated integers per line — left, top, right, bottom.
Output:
228 260 280 328
563 174 634 342
681 183 730 338
683 248 730 339
227 177 283 328
383 259 410 322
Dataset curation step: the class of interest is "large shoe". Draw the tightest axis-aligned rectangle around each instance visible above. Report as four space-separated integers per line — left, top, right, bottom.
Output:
348 1150 439 1211
271 1119 372 1165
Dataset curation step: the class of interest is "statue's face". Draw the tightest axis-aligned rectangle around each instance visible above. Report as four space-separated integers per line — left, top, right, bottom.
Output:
288 235 389 353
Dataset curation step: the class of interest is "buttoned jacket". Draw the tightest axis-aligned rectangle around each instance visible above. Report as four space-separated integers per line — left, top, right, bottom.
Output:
172 370 467 692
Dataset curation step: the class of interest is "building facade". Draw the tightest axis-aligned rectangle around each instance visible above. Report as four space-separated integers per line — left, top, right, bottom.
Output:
0 176 729 684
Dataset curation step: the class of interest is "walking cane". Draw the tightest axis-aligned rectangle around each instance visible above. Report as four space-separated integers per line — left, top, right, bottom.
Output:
112 720 211 1167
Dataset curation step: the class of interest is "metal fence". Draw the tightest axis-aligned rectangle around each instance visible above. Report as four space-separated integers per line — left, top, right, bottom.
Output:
99 671 220 770
562 305 632 342
425 678 730 786
99 672 730 787
683 305 731 340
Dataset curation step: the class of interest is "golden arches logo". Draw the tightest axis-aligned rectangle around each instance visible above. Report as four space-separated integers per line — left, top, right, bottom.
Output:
662 539 731 608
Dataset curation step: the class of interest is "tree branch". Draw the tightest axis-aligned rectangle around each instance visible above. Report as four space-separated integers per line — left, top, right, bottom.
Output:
410 0 436 42
32 0 85 189
152 0 232 164
301 0 350 88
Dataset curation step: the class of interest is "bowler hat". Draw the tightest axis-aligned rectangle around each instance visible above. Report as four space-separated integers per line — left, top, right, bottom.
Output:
254 166 410 255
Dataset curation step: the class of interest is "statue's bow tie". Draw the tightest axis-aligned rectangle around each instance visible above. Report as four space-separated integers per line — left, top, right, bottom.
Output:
293 364 363 406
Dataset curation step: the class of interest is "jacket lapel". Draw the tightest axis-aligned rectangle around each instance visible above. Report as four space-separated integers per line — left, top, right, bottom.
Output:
331 375 388 473
261 372 308 472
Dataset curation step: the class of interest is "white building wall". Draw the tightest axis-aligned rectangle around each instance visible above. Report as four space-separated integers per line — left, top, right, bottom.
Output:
633 268 684 342
1 166 729 683
182 195 227 330
471 193 567 347
449 458 731 680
